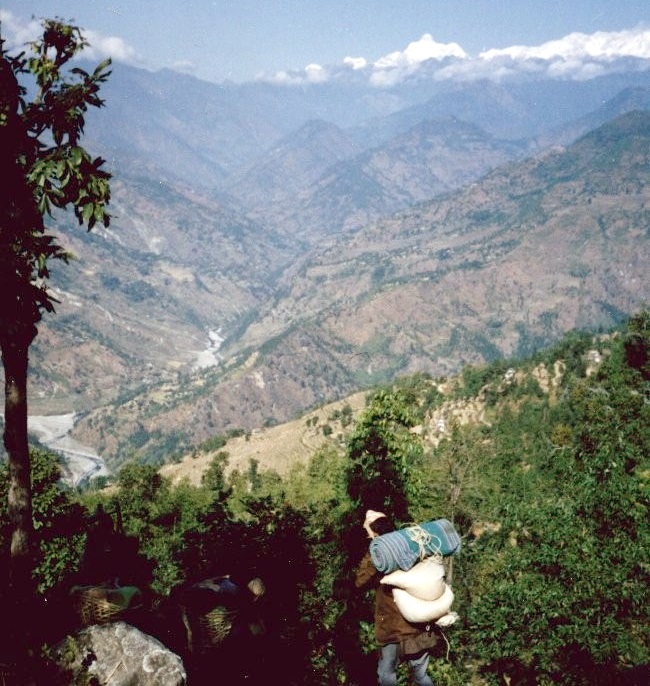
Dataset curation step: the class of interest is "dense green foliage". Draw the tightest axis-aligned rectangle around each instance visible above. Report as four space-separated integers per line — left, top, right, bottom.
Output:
0 315 647 684
0 449 88 593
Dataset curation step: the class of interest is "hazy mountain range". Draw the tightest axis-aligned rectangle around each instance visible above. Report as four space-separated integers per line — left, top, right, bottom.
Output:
14 61 649 469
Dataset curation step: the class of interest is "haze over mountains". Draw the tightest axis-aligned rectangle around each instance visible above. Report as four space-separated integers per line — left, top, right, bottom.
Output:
16 57 649 469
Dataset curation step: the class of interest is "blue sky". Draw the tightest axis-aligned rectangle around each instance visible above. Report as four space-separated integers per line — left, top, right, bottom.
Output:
1 1 648 84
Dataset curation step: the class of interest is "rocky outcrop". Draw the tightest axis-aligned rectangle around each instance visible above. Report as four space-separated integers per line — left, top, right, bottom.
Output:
53 621 186 685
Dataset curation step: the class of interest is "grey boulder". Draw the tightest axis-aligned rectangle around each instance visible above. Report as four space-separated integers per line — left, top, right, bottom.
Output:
53 621 186 685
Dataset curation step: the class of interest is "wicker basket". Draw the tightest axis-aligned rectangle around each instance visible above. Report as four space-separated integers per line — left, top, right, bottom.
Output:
194 606 236 652
71 585 138 626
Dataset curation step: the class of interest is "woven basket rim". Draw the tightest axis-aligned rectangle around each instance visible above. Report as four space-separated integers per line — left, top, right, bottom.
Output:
74 587 125 625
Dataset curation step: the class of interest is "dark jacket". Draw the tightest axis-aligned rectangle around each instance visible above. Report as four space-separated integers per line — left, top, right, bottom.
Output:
354 552 421 645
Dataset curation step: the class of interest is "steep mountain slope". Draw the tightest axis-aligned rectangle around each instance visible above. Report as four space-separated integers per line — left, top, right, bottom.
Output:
226 119 361 210
83 63 420 189
29 173 297 411
270 118 526 238
71 111 650 467
533 86 650 148
233 110 650 366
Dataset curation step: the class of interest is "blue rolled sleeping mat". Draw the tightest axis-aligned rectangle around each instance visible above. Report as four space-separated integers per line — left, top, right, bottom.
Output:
369 518 461 574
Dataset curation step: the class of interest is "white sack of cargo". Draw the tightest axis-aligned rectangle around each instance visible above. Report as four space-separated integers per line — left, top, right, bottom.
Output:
380 558 446 601
392 583 454 624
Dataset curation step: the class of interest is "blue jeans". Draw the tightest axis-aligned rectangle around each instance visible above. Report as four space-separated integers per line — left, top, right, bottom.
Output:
377 642 434 686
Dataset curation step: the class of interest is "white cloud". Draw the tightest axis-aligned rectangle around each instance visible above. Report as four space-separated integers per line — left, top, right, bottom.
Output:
374 33 467 69
480 27 650 63
369 33 468 86
343 56 367 70
260 33 471 87
374 26 650 85
305 63 328 83
433 55 545 82
257 62 328 86
257 69 305 85
0 10 42 49
170 59 197 75
81 29 142 65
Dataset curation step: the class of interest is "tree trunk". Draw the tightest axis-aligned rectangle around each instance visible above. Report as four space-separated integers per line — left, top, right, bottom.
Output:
1 333 40 676
2 336 34 567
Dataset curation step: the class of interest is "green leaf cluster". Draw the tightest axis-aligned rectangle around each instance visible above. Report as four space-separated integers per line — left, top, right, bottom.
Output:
1 19 112 336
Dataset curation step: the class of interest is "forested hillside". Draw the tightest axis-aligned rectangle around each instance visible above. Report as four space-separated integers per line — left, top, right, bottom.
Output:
1 314 647 685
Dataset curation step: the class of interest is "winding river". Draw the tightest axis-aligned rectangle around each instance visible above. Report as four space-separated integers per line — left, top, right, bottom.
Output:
2 331 222 488
27 413 108 488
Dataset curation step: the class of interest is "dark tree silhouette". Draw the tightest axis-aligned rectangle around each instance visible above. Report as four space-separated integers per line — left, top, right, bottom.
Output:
0 18 111 672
